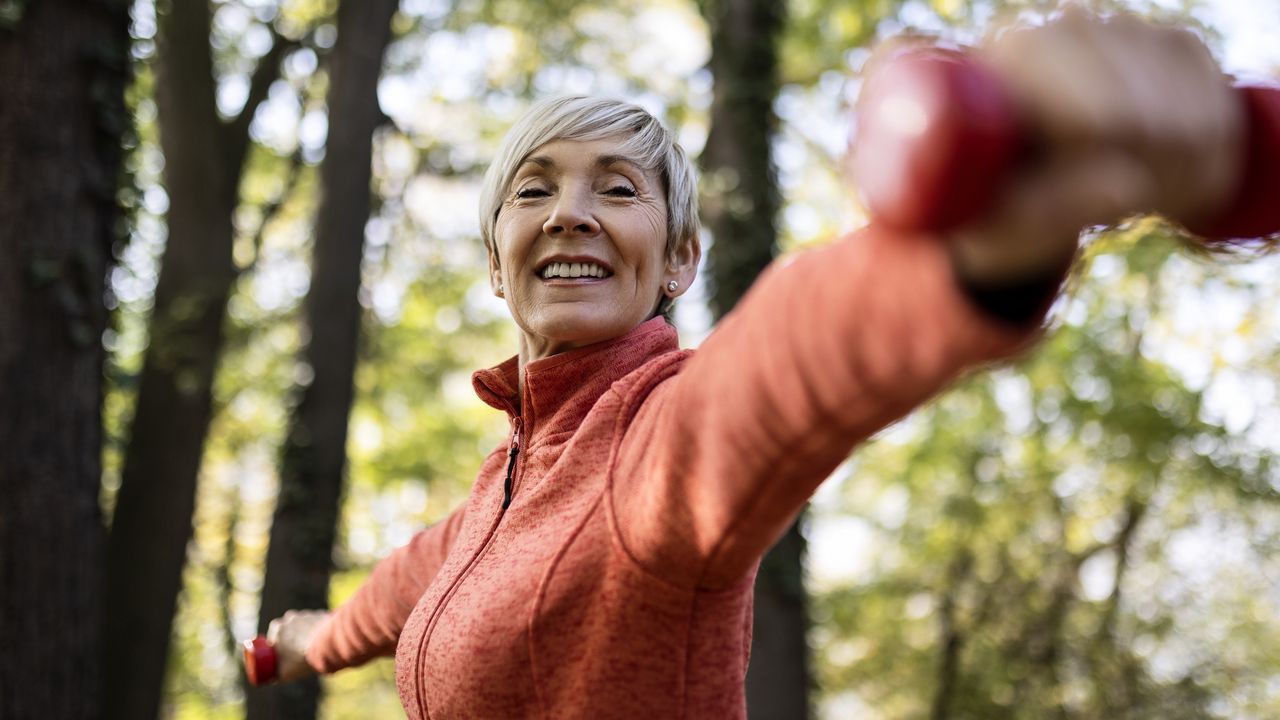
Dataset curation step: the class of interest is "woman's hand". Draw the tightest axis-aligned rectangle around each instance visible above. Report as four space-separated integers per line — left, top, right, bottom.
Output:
265 609 329 683
947 6 1243 285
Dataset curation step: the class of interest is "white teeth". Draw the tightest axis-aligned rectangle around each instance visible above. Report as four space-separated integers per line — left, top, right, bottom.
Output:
541 262 609 279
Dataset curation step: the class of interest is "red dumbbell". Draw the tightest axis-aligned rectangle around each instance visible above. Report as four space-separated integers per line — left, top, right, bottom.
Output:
853 47 1280 241
243 636 278 686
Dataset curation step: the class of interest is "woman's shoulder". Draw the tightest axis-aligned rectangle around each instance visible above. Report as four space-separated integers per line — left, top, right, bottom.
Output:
606 346 694 409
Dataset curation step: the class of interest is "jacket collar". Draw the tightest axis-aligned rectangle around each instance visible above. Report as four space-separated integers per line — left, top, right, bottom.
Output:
471 317 678 434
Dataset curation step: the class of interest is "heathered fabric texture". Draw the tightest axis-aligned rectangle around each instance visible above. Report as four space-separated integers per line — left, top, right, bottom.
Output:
305 227 1048 718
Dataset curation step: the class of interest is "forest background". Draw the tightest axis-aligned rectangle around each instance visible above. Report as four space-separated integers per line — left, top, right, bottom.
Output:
1 0 1278 718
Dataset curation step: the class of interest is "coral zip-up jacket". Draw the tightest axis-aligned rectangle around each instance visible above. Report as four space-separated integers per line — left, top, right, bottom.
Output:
304 228 1048 718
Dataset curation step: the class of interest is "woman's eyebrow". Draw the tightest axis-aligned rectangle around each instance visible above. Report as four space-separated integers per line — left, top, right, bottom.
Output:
519 156 553 171
516 154 644 174
595 154 644 172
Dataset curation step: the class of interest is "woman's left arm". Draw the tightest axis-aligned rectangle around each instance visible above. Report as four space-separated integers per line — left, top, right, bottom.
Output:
610 8 1241 591
612 225 1051 590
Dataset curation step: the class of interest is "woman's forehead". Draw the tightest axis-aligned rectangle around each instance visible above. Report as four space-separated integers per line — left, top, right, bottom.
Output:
519 137 651 174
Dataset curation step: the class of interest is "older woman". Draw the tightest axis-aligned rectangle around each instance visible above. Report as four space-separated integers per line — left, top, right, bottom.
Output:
264 9 1241 718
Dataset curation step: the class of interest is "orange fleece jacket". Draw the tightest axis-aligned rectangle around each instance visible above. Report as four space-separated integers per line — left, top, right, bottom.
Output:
304 227 1048 718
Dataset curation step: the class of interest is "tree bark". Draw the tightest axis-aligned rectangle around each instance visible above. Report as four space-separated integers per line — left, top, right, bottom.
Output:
744 522 812 720
0 1 130 717
699 0 783 321
697 1 805 718
930 549 973 720
99 3 292 718
247 1 399 718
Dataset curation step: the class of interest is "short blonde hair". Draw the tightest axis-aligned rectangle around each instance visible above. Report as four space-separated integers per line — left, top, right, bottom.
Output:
478 96 699 260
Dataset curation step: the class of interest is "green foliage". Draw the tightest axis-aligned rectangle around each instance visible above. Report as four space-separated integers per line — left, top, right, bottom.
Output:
811 223 1280 719
781 0 893 86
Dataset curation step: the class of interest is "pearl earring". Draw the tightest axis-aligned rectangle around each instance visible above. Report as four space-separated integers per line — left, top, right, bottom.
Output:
666 280 679 293
498 284 504 295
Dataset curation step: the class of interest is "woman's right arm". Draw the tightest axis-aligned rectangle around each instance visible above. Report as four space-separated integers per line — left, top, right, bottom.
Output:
267 503 467 677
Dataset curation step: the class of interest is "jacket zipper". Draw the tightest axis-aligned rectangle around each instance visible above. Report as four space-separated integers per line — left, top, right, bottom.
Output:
501 417 522 509
412 415 527 712
412 415 525 717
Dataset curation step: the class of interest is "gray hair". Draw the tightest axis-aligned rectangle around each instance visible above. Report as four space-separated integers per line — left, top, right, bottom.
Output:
478 96 699 260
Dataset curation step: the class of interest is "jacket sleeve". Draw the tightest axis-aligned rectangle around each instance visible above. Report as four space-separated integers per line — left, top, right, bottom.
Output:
304 504 467 673
610 226 1060 590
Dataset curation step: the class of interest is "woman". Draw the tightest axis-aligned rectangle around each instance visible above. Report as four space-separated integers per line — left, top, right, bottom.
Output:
265 9 1242 718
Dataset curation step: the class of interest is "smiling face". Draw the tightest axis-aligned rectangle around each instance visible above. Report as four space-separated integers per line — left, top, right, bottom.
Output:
490 137 698 364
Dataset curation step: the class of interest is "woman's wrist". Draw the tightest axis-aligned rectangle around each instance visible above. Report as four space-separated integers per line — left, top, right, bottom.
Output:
946 222 1079 288
948 237 1074 326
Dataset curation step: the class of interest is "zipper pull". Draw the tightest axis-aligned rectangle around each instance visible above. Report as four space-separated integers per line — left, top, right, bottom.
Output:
501 420 522 510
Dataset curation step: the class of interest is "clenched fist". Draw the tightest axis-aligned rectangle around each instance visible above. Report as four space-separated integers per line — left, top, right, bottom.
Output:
265 609 329 683
945 7 1243 283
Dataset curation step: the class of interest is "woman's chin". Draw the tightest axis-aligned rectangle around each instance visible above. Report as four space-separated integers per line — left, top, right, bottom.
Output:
524 309 642 351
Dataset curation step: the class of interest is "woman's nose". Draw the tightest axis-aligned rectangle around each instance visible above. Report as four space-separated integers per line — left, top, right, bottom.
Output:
543 187 601 237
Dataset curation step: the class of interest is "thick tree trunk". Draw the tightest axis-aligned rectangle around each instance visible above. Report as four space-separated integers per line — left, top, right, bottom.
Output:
698 1 808 718
699 0 784 321
247 1 398 718
99 2 290 718
0 1 130 718
744 522 811 719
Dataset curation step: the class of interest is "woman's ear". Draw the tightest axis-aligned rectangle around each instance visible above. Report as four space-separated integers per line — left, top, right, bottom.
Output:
488 248 504 297
664 234 701 298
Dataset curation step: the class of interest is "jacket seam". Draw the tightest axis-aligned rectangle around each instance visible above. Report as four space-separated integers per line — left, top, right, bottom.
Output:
603 353 700 595
527 491 607 719
603 352 696 718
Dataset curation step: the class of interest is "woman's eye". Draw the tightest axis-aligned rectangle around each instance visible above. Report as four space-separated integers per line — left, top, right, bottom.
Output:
515 188 549 199
606 185 637 198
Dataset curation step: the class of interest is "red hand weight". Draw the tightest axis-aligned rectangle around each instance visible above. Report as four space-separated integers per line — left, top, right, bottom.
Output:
853 47 1023 233
243 636 278 686
854 48 1280 242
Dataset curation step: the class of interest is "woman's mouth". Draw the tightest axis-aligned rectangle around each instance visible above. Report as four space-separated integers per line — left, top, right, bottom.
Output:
538 261 613 280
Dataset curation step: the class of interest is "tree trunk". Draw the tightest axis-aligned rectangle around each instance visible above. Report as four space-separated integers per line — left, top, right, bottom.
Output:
744 522 812 720
247 1 398 718
698 1 807 717
99 2 291 718
699 0 784 322
0 1 130 717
